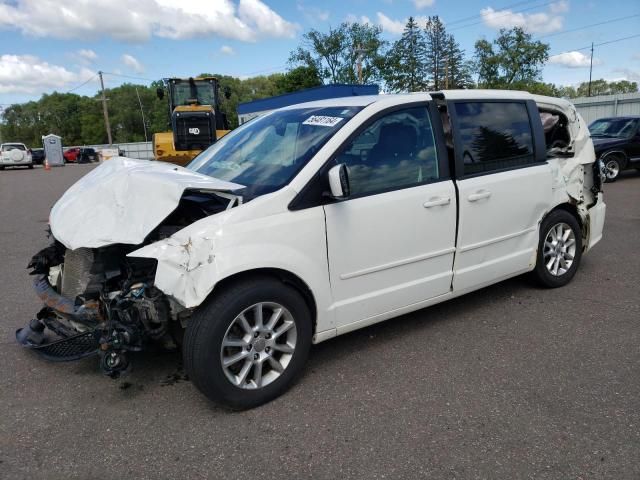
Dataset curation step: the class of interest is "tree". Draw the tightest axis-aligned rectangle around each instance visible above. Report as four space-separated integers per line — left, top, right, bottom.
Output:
474 27 549 89
424 16 448 90
442 34 473 89
384 17 428 93
289 22 387 84
275 65 322 93
576 79 639 97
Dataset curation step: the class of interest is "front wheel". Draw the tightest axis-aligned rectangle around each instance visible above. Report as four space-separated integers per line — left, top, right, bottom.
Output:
183 277 312 409
532 210 583 288
603 154 623 182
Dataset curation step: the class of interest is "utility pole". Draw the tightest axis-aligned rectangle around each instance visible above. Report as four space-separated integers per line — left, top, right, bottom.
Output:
135 87 148 142
355 43 366 84
98 71 113 145
588 42 594 97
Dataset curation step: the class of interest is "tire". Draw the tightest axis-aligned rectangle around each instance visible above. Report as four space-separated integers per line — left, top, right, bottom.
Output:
532 210 583 288
603 154 624 182
184 276 312 409
28 164 34 169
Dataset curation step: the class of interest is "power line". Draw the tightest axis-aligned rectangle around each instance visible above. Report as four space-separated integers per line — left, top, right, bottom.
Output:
448 1 556 31
101 71 155 82
538 13 640 39
66 73 98 93
550 33 640 56
446 0 552 26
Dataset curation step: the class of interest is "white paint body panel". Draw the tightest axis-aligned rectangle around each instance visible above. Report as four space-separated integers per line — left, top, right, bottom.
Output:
324 181 456 328
49 157 244 250
454 165 552 292
45 91 606 344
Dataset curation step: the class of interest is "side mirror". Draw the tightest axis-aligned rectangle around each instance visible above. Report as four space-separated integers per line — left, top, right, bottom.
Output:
327 164 350 200
156 87 165 100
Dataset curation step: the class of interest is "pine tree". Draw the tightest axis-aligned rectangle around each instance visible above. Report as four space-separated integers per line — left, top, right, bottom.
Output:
424 16 447 90
383 17 428 92
442 34 473 89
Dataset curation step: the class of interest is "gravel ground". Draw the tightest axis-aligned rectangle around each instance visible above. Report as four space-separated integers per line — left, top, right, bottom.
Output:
1 163 639 480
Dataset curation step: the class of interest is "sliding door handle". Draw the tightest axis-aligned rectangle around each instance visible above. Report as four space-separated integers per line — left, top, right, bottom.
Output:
423 196 451 208
468 190 492 202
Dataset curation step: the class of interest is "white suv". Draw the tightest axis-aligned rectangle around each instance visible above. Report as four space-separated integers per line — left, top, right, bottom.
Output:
19 90 606 409
0 143 33 169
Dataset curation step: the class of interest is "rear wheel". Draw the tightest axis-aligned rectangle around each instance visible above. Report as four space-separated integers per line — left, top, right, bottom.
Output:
533 210 583 288
184 277 312 409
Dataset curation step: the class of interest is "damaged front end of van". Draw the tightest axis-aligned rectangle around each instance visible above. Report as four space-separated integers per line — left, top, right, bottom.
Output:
16 157 244 377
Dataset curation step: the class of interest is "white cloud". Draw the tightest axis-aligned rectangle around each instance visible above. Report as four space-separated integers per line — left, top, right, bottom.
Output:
297 2 329 22
549 51 600 68
375 12 429 35
220 45 235 55
480 5 565 34
77 49 97 63
632 53 640 61
346 13 372 25
613 68 640 82
549 1 570 14
377 12 405 35
0 54 93 94
0 0 296 42
413 0 435 9
121 54 144 73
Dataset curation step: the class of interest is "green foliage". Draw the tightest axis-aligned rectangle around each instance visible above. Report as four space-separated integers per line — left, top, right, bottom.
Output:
442 34 474 89
576 79 639 97
474 27 549 89
274 66 322 93
289 22 387 84
384 17 428 92
424 16 448 90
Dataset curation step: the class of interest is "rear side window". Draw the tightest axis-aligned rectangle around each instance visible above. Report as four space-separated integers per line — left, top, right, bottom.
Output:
454 102 534 176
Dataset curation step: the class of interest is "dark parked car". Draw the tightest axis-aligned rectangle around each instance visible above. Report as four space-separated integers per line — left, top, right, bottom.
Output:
77 147 97 163
31 148 45 165
589 115 640 181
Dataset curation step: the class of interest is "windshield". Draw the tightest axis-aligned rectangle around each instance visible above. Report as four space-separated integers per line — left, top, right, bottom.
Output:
589 118 638 138
171 81 216 106
188 106 362 199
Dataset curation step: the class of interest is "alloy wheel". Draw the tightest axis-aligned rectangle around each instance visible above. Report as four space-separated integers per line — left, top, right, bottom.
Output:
220 302 297 389
543 222 577 276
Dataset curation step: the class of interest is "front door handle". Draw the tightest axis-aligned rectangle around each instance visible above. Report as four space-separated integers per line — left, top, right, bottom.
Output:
423 196 451 208
468 190 492 202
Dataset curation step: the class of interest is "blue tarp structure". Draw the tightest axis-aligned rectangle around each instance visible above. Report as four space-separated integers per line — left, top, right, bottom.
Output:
237 84 379 124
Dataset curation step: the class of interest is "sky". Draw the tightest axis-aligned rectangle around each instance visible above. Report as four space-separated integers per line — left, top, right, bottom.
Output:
1 0 639 108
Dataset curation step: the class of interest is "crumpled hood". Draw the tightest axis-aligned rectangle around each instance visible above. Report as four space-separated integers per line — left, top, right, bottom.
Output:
50 157 244 250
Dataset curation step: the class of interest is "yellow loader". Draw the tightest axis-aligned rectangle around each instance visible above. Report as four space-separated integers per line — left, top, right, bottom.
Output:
153 77 230 166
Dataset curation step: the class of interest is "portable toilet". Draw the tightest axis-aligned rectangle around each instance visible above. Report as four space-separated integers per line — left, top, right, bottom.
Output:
42 134 64 166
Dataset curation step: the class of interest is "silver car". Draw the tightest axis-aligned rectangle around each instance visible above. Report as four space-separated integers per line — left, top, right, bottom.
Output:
0 143 33 169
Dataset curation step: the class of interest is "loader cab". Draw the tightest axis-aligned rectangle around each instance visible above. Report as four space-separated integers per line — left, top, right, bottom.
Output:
153 77 230 166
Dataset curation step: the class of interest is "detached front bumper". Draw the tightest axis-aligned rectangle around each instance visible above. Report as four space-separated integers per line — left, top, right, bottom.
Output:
15 275 101 362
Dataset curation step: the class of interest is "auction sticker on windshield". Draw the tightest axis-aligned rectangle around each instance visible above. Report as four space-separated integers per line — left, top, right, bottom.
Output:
302 115 344 127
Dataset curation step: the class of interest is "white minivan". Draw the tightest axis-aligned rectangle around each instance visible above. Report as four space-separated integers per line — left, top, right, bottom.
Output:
19 91 606 409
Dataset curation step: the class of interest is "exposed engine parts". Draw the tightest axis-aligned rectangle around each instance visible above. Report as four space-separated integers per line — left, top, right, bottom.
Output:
17 188 235 376
19 241 176 377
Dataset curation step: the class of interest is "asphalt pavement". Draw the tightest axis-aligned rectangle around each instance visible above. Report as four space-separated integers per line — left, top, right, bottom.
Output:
1 163 639 480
